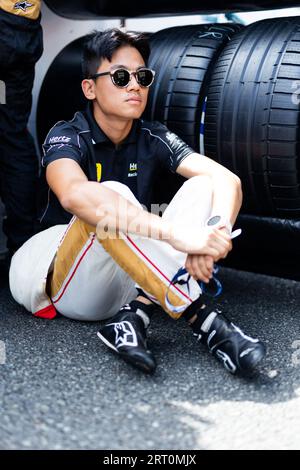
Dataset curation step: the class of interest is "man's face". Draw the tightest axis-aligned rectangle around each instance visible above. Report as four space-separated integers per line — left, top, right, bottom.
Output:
90 45 149 121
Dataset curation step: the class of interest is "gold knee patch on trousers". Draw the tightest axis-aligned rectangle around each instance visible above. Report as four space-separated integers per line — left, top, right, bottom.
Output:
50 216 186 319
50 218 95 299
99 235 186 319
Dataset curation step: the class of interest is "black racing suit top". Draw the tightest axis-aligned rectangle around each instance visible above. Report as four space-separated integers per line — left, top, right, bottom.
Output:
40 105 194 229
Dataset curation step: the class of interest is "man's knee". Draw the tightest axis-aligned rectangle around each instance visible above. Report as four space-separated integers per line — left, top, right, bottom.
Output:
183 175 212 192
179 175 213 207
102 181 136 201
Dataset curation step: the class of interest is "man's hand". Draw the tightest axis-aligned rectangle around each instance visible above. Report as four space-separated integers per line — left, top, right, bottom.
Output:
185 254 214 283
168 225 232 258
183 225 234 283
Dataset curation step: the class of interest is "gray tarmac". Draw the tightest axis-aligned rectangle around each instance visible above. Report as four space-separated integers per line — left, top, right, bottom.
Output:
1 263 300 450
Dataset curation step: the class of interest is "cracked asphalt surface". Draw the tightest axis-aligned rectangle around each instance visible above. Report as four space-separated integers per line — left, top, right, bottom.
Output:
1 261 300 450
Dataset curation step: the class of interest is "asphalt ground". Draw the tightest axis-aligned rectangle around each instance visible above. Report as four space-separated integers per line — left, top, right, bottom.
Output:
1 259 300 450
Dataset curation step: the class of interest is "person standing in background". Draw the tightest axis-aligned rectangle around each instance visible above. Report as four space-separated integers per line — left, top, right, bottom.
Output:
0 1 43 260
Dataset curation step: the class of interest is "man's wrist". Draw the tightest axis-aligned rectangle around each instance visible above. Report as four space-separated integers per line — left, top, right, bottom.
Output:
206 215 232 234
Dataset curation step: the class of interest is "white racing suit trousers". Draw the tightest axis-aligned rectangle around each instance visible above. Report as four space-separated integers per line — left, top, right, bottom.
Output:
10 176 213 321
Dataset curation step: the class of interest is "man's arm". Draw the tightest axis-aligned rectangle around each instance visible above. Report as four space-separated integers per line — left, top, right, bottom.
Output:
47 158 172 238
176 152 242 282
176 152 243 229
46 158 231 258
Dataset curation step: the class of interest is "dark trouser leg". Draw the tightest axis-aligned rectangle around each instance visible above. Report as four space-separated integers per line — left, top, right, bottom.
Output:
0 63 39 250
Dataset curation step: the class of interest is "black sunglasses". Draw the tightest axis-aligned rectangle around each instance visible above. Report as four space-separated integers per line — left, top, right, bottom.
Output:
89 67 156 88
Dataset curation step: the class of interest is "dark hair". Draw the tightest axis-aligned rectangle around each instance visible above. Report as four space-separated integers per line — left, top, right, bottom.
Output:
82 28 151 78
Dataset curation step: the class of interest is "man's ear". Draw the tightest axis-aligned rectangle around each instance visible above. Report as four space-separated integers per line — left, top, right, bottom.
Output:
81 79 96 100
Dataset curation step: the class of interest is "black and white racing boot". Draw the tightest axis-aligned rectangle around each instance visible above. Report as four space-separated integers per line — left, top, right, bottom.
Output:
192 309 266 374
97 302 156 374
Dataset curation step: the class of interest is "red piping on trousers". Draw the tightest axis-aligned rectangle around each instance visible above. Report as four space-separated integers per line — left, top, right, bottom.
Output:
126 234 192 303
